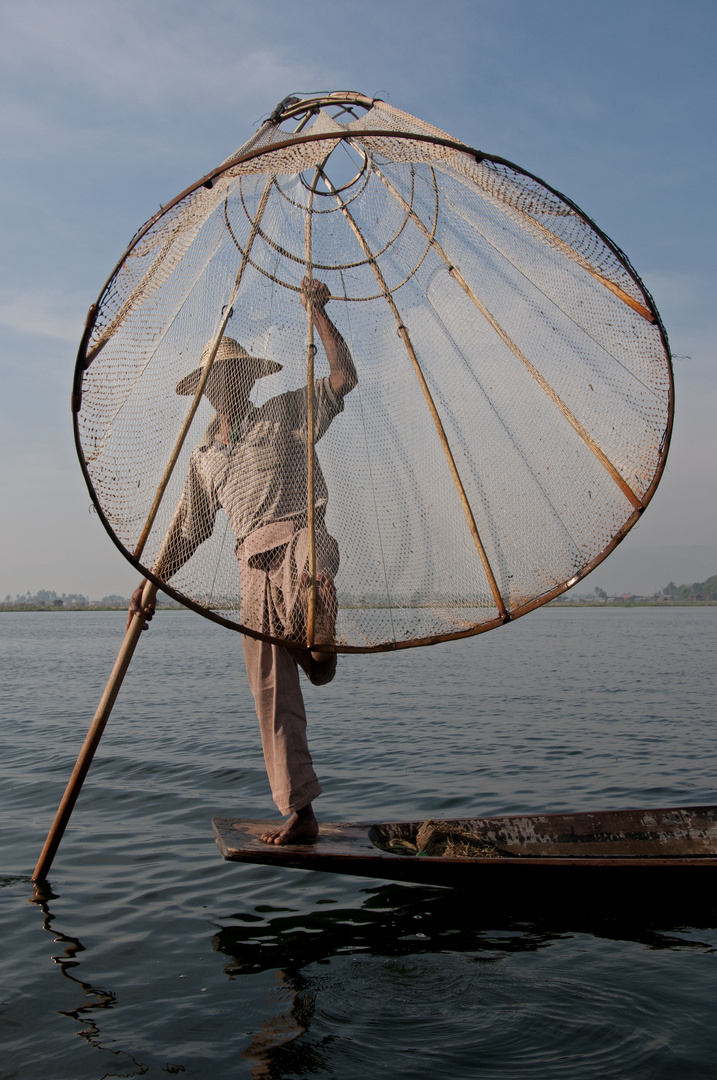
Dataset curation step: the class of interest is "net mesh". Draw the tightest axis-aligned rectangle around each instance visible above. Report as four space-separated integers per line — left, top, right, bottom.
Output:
75 93 673 652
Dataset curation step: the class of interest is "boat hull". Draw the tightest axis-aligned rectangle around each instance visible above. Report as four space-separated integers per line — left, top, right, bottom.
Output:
212 804 717 899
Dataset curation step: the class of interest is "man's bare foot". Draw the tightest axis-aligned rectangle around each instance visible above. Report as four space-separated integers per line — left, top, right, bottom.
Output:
260 803 319 845
299 572 337 662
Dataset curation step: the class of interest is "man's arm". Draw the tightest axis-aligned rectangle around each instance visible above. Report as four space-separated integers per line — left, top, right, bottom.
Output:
300 276 357 396
127 455 217 630
126 515 202 631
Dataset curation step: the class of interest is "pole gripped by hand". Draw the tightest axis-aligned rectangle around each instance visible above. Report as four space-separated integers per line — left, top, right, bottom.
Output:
127 580 156 633
300 275 330 311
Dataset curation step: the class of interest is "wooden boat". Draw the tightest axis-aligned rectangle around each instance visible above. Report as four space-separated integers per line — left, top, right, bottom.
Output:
213 804 717 899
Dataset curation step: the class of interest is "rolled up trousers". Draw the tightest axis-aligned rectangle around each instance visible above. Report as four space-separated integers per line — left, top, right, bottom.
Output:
237 518 339 815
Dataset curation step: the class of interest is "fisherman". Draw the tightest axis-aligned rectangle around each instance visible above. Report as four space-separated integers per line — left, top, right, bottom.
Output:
128 276 357 844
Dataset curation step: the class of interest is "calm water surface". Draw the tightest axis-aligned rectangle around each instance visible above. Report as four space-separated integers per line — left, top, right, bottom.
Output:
2 607 717 1078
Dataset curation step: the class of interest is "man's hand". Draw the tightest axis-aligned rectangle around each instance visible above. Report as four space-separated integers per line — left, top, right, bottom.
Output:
299 274 357 396
300 276 330 312
127 580 155 633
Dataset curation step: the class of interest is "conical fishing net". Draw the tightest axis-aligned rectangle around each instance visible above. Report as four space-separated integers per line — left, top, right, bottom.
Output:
73 92 673 652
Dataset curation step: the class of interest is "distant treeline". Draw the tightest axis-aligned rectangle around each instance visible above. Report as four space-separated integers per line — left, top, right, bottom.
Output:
661 574 717 602
554 573 717 605
0 589 182 610
2 575 716 612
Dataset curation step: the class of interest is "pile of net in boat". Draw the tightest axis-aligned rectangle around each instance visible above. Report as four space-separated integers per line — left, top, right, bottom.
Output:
74 91 672 654
379 820 502 858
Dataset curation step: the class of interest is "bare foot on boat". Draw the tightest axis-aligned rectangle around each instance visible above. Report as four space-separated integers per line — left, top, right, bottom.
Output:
260 804 319 845
299 571 337 662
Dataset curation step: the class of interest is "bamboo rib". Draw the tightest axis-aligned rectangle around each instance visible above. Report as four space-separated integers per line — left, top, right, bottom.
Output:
491 196 655 323
320 169 509 621
304 169 321 647
347 112 655 324
444 264 642 510
84 226 179 366
370 162 643 512
293 109 317 134
476 193 654 323
133 177 275 561
587 270 655 323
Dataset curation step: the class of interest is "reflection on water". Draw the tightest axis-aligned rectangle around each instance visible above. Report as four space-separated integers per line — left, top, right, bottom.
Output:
22 872 717 1080
5 609 717 1078
215 882 717 976
215 884 562 976
29 882 185 1078
212 882 717 1080
238 970 324 1080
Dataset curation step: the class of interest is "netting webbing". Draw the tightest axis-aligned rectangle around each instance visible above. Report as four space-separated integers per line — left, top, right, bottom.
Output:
75 94 672 651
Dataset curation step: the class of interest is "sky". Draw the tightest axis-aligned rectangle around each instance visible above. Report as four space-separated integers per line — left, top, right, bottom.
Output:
1 0 715 600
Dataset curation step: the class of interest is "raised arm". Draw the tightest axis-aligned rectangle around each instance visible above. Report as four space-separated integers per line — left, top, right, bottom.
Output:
300 276 357 396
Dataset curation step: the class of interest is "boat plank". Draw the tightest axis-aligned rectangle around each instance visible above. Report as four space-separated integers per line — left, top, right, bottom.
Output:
212 805 717 896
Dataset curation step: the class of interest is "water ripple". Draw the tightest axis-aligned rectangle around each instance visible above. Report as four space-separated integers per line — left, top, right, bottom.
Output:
3 609 717 1078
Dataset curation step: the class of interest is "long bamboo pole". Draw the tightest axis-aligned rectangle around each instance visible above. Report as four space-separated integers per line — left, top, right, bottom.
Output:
134 177 275 557
320 168 509 622
369 162 643 512
33 178 276 883
304 171 320 647
32 580 157 882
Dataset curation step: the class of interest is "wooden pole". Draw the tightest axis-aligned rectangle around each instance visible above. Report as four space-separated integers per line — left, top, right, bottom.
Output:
369 161 643 511
32 579 158 882
33 178 278 882
134 177 275 558
321 169 509 622
304 167 322 648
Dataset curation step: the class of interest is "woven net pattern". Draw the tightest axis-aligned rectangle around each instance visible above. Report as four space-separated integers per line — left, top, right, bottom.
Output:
75 94 672 651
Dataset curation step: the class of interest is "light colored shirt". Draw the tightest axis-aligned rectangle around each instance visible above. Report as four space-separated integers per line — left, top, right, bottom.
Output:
175 376 344 549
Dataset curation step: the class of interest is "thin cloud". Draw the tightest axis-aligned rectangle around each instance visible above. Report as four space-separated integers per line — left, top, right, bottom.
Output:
0 290 86 345
1 1 327 118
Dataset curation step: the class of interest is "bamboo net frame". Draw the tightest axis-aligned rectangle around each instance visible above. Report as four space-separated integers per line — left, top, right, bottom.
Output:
72 92 673 653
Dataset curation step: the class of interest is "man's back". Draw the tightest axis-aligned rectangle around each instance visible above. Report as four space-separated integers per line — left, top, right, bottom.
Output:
184 375 345 547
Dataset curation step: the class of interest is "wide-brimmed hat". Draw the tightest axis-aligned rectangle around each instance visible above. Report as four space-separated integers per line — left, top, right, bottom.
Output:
175 336 282 396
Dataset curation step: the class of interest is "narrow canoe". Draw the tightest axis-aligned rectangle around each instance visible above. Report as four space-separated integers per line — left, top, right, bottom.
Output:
212 804 717 898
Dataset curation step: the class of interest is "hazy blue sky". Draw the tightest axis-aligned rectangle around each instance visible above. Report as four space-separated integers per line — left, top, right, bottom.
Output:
1 0 714 598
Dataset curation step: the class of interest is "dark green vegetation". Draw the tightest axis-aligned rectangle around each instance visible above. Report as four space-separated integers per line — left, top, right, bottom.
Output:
552 574 717 606
662 575 717 602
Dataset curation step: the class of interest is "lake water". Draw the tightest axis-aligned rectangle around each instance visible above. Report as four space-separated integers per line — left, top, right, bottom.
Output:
2 607 717 1078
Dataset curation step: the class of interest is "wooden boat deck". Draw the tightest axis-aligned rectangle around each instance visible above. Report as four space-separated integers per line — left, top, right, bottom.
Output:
213 805 717 895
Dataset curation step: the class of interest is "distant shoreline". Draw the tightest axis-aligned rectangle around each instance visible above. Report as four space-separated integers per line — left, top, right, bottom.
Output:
0 604 185 613
1 600 715 613
547 600 717 608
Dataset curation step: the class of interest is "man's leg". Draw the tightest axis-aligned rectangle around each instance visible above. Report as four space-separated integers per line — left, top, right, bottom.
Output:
298 572 338 664
286 525 340 674
242 632 322 844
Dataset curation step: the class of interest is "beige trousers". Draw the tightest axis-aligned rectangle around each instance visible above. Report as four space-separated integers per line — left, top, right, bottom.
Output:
237 518 339 815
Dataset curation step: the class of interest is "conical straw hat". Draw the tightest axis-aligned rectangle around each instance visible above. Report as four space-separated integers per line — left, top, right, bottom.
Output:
175 336 282 395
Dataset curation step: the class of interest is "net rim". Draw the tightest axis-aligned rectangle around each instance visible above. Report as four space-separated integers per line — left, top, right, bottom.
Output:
74 126 670 382
71 115 675 651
